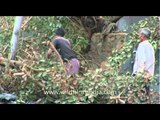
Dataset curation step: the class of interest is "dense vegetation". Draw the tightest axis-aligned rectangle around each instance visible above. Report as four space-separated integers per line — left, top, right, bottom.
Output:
0 16 159 104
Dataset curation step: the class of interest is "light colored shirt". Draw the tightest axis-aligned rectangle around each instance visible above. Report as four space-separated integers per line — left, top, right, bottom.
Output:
133 40 155 76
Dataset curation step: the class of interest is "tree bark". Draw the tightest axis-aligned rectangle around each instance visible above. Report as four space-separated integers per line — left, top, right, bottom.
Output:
10 16 24 60
67 16 122 52
0 58 23 66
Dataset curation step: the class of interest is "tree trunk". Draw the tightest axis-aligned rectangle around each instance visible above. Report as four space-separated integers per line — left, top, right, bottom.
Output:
67 16 122 52
10 16 24 60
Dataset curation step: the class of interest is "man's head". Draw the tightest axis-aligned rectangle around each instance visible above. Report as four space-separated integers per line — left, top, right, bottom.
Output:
138 28 151 42
55 28 65 37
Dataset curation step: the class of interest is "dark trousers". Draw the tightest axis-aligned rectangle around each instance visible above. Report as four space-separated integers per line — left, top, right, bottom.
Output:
144 84 150 95
132 73 150 95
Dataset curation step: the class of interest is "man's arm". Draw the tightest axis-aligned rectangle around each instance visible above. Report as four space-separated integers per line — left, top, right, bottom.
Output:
141 62 145 73
47 39 58 59
138 44 151 80
47 47 53 59
0 53 4 61
138 44 146 73
47 42 54 59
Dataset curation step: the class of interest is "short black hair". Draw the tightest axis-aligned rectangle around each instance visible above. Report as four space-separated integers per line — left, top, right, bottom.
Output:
55 28 65 37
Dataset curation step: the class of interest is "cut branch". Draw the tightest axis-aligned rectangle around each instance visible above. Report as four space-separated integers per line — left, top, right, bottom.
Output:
21 16 33 28
13 72 25 76
0 58 23 66
23 68 45 88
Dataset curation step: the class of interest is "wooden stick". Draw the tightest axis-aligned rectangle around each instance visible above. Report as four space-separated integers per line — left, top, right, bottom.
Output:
0 58 23 66
13 72 25 76
23 69 45 88
107 32 128 37
109 91 126 100
21 49 33 59
2 44 9 53
26 65 46 72
0 58 45 72
21 16 33 28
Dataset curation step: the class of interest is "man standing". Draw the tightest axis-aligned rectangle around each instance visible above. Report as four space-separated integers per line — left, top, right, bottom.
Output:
132 28 155 102
47 28 80 75
132 28 155 78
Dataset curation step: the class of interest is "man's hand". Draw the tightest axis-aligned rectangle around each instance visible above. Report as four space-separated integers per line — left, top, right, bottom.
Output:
144 71 151 82
47 48 53 59
0 57 4 61
140 62 151 82
140 62 145 73
0 53 4 62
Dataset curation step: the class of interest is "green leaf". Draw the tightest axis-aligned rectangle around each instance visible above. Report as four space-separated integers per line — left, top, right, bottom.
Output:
54 100 61 104
39 59 45 63
37 73 42 78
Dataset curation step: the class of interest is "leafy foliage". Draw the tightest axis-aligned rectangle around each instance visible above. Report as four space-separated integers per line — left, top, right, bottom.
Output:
0 16 159 104
108 16 159 69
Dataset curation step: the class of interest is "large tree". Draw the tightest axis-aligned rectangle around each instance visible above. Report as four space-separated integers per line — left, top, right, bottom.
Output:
67 16 122 52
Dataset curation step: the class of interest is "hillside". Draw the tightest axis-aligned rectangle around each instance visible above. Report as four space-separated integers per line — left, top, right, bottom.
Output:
0 16 159 104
